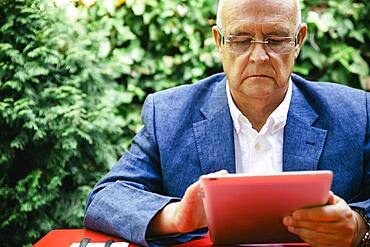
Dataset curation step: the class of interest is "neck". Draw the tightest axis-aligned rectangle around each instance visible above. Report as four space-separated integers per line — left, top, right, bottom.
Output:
231 89 288 132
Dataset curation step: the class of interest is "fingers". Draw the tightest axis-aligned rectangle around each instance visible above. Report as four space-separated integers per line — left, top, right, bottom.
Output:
175 183 206 232
292 205 339 222
283 217 352 234
287 226 350 246
291 198 351 222
327 191 335 205
183 169 229 203
175 169 229 233
208 169 229 176
283 193 356 246
183 180 201 201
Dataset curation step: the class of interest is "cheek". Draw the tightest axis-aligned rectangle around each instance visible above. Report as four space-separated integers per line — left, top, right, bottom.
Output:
222 53 248 79
270 53 295 85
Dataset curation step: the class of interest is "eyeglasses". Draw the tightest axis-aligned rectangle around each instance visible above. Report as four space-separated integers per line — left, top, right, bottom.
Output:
216 24 302 55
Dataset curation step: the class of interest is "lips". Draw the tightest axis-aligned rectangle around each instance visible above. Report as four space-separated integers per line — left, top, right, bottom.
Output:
247 75 272 78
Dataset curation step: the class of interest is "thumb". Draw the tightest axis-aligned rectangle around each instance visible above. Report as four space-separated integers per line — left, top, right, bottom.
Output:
209 169 229 176
327 191 335 205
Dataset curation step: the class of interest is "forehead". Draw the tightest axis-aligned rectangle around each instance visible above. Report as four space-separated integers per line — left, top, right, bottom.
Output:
222 0 297 29
227 21 294 35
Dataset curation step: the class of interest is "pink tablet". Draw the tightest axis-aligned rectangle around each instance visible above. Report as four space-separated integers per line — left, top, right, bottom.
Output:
199 170 333 245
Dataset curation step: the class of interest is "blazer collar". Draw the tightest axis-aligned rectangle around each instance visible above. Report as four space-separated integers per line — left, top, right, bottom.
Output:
199 76 229 120
193 76 236 174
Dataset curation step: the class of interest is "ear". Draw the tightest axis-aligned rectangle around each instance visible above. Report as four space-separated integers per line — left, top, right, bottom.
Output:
294 23 307 58
212 26 223 55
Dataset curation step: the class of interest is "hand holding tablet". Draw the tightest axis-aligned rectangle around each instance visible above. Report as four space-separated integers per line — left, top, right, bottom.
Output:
199 170 333 244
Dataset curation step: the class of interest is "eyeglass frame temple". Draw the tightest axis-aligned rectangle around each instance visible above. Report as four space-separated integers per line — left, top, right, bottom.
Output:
294 23 302 46
216 25 225 45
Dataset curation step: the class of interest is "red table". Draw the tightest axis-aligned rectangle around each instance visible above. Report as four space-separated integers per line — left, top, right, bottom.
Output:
33 229 309 247
33 229 132 247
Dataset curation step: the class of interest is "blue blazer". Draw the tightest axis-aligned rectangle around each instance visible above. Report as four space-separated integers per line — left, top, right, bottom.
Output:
84 73 370 246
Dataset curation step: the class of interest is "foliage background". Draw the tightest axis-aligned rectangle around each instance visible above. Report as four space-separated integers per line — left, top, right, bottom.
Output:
0 0 369 246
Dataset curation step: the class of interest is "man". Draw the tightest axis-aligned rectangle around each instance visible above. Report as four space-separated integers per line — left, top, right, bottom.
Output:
84 0 370 246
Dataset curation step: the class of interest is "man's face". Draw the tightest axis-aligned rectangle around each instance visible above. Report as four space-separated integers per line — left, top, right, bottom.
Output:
213 0 306 102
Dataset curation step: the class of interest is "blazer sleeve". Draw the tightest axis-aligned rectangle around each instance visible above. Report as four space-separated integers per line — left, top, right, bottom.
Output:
349 93 370 217
83 94 203 246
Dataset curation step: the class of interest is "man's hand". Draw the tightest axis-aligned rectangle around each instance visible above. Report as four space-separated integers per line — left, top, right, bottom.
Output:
147 170 228 237
283 191 367 246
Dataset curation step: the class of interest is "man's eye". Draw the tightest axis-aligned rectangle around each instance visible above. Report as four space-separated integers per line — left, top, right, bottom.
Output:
235 41 251 45
234 38 253 44
267 38 285 46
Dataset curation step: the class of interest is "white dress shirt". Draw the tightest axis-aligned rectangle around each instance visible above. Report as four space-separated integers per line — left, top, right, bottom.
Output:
226 79 292 174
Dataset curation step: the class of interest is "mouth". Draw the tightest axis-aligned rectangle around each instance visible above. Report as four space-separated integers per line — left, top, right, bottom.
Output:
247 75 272 79
249 74 271 77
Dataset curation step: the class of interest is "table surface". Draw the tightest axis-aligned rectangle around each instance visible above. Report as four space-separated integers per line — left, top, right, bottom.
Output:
33 229 310 247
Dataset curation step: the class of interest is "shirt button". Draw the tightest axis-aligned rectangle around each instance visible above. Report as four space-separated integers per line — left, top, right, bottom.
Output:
254 142 261 151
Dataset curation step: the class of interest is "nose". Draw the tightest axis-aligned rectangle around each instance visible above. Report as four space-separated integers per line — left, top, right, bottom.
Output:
249 42 269 63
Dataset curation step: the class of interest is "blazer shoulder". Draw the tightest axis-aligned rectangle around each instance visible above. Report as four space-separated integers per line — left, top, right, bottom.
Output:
152 72 225 101
148 72 226 115
292 73 368 106
291 73 369 132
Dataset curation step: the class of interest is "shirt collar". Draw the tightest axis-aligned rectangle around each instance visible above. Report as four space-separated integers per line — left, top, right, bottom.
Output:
226 78 293 134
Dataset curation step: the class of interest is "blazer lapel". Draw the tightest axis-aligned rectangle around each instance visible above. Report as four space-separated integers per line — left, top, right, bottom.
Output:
193 78 236 174
192 75 328 174
283 82 328 171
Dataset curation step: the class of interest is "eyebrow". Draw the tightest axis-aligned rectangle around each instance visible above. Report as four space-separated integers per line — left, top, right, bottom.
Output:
231 31 254 36
228 27 292 37
264 30 291 37
229 30 291 37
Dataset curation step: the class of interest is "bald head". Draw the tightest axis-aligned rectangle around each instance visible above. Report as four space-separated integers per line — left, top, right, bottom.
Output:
216 0 301 30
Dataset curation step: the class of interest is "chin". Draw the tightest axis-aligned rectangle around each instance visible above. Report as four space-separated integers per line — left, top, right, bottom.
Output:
245 75 275 83
244 91 275 100
240 77 276 98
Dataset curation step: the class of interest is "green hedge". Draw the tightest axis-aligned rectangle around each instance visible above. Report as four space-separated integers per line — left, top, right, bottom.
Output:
0 0 369 246
299 0 370 89
0 1 130 245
